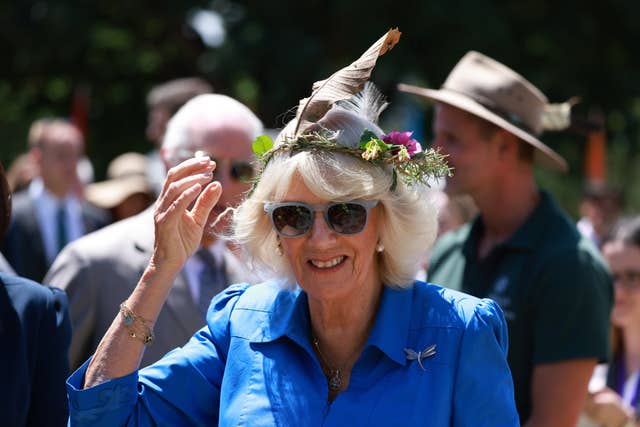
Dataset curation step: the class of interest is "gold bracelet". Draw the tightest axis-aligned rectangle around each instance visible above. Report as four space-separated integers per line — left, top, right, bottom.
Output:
119 301 155 346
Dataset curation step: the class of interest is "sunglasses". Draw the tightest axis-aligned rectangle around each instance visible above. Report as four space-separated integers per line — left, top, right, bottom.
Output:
264 200 378 238
170 149 254 182
193 151 254 182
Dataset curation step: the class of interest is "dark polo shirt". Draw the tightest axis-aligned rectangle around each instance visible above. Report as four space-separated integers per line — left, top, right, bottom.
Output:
428 190 612 423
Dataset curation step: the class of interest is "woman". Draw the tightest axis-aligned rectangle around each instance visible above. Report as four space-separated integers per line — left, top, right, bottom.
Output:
581 217 640 427
67 33 518 426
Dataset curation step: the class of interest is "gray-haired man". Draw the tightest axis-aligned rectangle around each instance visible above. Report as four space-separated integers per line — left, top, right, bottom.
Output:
46 94 264 369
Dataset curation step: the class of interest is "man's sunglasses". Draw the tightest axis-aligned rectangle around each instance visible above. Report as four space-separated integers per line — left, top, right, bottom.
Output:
193 151 254 182
263 200 378 238
169 149 254 182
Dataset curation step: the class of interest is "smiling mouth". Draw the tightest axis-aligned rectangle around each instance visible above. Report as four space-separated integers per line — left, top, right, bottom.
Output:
309 256 345 269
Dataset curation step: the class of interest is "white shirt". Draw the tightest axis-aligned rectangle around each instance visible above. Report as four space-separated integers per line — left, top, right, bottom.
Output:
622 370 640 407
28 178 85 265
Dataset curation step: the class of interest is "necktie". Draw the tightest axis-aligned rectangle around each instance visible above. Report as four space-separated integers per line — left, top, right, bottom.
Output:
195 248 228 315
57 203 68 253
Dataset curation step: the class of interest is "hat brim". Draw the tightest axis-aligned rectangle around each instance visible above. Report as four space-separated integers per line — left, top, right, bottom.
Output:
85 176 153 209
397 83 568 172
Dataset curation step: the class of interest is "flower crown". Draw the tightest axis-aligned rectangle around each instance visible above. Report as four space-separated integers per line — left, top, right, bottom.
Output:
248 29 450 192
251 128 451 191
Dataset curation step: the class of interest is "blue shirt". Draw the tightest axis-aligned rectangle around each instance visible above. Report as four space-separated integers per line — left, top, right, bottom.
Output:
67 281 519 426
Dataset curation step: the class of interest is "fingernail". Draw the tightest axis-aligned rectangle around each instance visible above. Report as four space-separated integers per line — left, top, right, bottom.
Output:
201 171 213 178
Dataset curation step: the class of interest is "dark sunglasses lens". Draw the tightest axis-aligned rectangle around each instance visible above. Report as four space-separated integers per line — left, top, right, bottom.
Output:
231 162 254 182
327 203 368 234
272 205 313 237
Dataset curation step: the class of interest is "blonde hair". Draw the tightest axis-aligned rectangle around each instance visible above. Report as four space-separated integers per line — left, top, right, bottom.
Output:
232 107 438 288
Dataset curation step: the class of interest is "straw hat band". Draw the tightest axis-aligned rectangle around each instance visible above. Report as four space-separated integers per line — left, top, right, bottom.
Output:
109 171 145 180
440 87 538 136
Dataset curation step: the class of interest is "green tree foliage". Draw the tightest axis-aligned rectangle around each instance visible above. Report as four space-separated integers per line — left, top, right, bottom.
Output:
2 0 640 214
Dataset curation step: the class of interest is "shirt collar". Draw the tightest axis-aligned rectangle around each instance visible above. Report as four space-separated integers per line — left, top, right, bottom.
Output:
28 177 81 207
246 283 414 367
208 239 227 267
365 285 413 366
464 189 555 255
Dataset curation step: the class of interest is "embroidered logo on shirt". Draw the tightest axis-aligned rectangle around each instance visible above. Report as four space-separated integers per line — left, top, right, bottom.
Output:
404 344 436 371
492 276 509 294
488 276 515 320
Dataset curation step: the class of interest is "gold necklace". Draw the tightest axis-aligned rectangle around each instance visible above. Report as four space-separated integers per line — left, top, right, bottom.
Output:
312 337 343 391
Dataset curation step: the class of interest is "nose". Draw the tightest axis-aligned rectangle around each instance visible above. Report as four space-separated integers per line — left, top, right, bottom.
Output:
307 211 336 245
211 160 226 181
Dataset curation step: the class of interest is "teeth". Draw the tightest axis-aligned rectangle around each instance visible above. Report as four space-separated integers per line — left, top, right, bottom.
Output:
310 256 344 269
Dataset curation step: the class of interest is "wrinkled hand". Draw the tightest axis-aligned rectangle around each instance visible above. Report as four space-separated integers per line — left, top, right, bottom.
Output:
151 157 221 273
584 387 635 427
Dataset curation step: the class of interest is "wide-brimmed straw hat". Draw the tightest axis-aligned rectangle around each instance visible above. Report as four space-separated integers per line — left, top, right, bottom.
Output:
398 51 568 172
85 152 153 209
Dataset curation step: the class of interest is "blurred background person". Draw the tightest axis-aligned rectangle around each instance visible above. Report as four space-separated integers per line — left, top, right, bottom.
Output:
1 118 111 282
46 94 264 370
145 77 213 196
0 251 15 274
5 152 37 194
85 152 155 222
417 189 477 280
0 161 72 427
402 51 612 426
578 183 625 250
580 216 640 427
433 191 478 238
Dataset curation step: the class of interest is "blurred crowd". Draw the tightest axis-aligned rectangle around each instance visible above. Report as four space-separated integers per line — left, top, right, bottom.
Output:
2 56 640 427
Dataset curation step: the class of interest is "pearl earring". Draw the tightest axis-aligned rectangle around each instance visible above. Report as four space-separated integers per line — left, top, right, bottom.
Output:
276 241 283 256
376 243 384 253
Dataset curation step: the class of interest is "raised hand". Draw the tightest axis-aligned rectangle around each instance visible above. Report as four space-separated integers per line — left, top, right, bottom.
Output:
151 156 222 273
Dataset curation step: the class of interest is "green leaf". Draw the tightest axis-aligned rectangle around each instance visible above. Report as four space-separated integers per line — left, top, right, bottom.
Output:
359 129 378 149
359 130 391 154
252 135 273 158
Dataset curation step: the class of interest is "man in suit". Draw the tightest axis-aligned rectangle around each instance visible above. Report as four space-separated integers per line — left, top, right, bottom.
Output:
46 94 265 369
0 161 71 427
2 119 111 281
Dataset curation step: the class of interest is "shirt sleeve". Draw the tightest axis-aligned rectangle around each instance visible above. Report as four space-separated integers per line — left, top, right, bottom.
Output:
452 298 520 427
67 283 249 427
532 251 612 364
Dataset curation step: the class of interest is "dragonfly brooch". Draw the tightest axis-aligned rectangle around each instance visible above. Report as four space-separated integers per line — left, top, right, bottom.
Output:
404 344 437 371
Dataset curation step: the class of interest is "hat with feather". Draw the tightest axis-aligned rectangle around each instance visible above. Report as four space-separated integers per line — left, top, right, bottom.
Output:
252 28 450 190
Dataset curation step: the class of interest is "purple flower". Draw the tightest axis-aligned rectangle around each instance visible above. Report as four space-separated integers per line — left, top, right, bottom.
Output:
382 130 423 156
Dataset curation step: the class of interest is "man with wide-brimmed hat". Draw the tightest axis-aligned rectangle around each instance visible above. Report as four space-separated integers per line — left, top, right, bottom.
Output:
400 51 612 426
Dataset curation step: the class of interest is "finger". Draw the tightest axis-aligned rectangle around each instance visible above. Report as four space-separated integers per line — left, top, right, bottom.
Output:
157 182 202 227
191 181 222 227
160 157 216 198
156 170 215 213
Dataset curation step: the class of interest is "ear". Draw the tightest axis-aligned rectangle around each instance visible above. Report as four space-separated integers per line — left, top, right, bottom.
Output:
159 147 171 172
30 147 43 166
494 129 519 158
